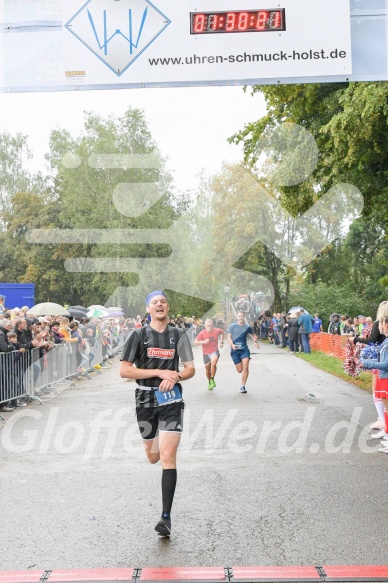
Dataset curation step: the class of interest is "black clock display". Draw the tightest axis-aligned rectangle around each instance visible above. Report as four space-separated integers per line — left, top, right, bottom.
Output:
190 9 286 34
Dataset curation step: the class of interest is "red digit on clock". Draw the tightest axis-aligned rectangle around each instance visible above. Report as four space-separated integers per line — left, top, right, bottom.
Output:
273 11 281 28
256 11 268 30
193 13 206 33
226 12 236 31
238 12 249 30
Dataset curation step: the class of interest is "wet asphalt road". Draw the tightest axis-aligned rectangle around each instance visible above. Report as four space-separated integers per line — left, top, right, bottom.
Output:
0 341 387 571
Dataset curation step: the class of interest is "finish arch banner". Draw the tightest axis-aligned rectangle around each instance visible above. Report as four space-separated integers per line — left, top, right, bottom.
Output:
1 0 352 91
63 0 352 83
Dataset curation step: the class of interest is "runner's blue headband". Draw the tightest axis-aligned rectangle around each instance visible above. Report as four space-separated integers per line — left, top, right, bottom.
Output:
146 290 168 306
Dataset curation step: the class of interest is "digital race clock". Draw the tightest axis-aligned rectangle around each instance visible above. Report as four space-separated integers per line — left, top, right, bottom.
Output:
190 9 286 34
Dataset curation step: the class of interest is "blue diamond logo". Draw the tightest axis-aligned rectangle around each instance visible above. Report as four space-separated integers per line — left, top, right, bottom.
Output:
65 0 171 76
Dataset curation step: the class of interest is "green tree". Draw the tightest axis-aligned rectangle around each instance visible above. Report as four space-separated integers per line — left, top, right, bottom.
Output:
1 191 68 302
39 107 205 312
0 131 34 219
231 82 388 222
287 281 372 329
230 82 388 311
43 108 174 309
201 163 289 310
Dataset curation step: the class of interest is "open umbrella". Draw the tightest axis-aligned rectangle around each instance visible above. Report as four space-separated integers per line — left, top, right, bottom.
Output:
69 305 88 312
68 308 88 319
108 310 124 317
29 302 70 316
87 308 109 318
288 306 309 314
107 306 124 313
88 305 106 311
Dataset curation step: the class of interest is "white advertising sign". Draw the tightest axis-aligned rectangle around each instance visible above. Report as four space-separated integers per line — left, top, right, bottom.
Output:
62 0 352 86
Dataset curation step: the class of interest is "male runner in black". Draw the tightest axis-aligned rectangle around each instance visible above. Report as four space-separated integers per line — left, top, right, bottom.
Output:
120 291 195 537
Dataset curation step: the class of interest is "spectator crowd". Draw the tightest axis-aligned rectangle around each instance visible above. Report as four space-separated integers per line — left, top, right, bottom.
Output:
251 310 375 352
0 305 128 413
2 295 388 455
248 300 388 455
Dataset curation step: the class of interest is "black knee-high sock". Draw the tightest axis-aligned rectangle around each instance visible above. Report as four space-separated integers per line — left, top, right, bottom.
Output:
162 469 177 517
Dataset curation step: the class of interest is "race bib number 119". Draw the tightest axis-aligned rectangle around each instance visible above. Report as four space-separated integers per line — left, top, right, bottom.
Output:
155 386 182 406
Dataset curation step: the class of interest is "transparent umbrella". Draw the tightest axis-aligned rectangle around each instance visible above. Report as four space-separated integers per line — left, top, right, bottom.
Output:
288 306 309 314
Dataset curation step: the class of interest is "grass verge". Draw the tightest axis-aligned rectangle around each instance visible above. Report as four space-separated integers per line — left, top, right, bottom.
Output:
294 350 372 392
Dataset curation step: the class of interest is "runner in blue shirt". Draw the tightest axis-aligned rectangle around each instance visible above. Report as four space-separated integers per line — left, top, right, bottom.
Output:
227 310 259 393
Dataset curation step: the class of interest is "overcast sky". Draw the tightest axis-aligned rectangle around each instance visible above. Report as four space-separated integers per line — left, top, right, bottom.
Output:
0 85 266 191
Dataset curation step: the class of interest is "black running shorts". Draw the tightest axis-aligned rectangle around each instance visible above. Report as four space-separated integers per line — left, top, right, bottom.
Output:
136 400 185 440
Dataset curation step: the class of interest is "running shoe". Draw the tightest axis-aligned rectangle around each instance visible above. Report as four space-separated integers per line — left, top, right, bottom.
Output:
208 380 213 391
155 513 171 537
369 430 388 439
210 378 216 389
370 420 385 430
239 386 247 393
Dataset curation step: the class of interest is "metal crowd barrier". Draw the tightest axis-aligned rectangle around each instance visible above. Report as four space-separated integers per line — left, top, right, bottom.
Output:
110 330 130 356
186 327 195 345
89 335 104 370
34 341 78 392
0 348 35 406
0 342 80 412
0 330 132 419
